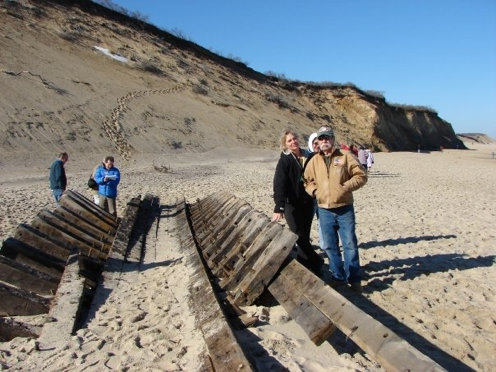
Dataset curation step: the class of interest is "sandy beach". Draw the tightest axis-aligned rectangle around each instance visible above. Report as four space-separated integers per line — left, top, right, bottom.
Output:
0 142 495 371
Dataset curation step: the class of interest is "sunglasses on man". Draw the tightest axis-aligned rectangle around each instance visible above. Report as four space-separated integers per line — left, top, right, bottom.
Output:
318 135 332 141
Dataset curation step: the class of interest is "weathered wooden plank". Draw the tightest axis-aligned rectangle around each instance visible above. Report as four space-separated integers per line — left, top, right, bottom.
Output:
1 237 65 278
36 209 112 253
77 261 103 288
207 208 263 265
177 201 254 371
14 223 72 262
204 206 259 257
233 228 297 306
282 260 446 371
61 190 117 230
191 194 240 237
0 317 42 341
30 216 107 261
0 281 51 316
188 262 254 372
110 197 141 258
62 190 116 227
37 254 86 348
59 191 117 234
0 255 59 296
193 197 244 244
202 207 256 261
189 191 232 222
268 260 336 345
188 192 232 225
53 206 114 244
210 211 270 276
219 222 286 291
200 202 252 251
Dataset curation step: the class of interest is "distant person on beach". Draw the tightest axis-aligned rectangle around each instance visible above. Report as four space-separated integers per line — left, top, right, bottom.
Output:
366 149 374 172
89 159 105 204
94 156 121 218
357 146 367 171
272 129 324 276
49 152 68 204
304 126 367 292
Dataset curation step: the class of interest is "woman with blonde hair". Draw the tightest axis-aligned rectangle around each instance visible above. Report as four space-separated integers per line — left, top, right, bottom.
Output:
272 129 323 276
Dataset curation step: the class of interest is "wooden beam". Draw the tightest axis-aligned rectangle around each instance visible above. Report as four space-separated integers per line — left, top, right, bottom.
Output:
0 281 50 316
1 237 65 278
274 260 446 371
110 196 141 259
190 194 239 240
36 209 112 253
37 254 86 348
0 317 42 341
233 227 297 306
200 204 253 259
62 190 117 227
219 222 282 291
268 260 337 345
30 215 107 260
53 206 114 244
177 201 254 371
59 191 117 234
14 223 72 262
0 255 59 296
208 209 265 268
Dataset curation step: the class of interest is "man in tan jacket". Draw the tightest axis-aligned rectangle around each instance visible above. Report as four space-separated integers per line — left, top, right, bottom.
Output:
304 126 367 292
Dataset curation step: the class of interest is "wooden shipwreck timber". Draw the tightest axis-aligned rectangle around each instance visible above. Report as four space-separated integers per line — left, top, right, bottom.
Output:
0 190 445 371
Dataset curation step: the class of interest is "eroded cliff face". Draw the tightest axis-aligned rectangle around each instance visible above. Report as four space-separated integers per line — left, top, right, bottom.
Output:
294 84 464 151
0 0 465 162
373 105 463 151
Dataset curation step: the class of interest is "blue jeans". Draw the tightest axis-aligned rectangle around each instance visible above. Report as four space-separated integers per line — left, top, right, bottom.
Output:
52 188 64 204
319 204 361 283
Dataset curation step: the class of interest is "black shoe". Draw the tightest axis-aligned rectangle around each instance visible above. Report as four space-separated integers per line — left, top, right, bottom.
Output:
349 282 363 293
296 255 310 267
327 278 346 289
309 253 324 268
310 265 323 278
297 256 323 278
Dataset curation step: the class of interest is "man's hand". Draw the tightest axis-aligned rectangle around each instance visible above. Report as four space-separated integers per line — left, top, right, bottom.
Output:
272 212 284 222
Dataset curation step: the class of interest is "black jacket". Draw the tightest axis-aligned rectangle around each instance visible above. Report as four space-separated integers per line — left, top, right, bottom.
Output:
273 150 313 213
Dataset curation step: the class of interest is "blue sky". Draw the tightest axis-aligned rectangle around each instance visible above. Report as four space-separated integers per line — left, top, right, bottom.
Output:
108 1 496 138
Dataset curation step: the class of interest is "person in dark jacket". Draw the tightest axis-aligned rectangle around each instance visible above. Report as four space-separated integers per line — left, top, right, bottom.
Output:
95 156 120 218
49 152 68 204
272 129 324 276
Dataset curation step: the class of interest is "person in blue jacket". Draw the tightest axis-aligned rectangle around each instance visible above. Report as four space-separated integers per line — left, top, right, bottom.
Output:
95 156 121 218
